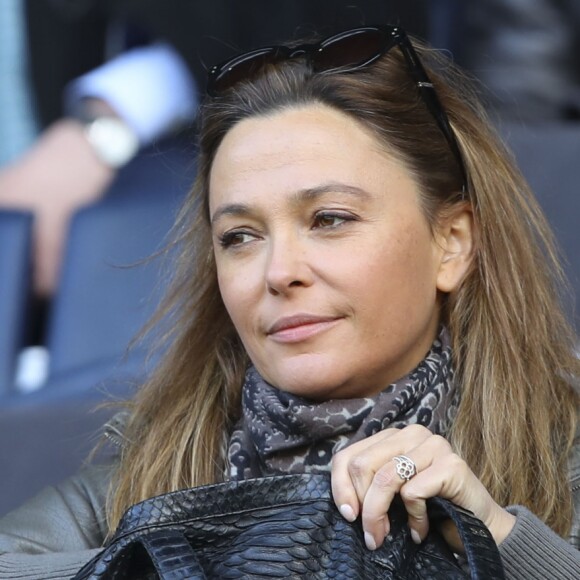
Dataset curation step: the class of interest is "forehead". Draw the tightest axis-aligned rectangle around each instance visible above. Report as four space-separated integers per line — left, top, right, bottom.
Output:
208 104 412 212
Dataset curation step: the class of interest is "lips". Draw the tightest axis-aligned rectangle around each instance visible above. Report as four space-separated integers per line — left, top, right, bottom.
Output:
266 314 342 343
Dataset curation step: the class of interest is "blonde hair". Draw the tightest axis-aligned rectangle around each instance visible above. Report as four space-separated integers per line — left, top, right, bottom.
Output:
107 38 579 536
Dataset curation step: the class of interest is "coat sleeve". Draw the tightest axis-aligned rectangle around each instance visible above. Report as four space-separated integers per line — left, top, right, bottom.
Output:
499 505 580 579
0 463 114 580
498 432 580 579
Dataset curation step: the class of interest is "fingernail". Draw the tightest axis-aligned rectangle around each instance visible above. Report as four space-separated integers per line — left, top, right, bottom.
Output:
384 518 391 537
364 532 377 551
339 504 356 522
410 528 422 545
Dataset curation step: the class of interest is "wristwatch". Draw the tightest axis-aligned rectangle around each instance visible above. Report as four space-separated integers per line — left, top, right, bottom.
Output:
82 116 140 169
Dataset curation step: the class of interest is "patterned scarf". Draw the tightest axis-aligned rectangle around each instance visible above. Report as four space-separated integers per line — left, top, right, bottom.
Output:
227 327 458 480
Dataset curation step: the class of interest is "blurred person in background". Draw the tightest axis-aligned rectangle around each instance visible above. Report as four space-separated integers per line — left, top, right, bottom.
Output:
460 0 580 121
0 1 197 300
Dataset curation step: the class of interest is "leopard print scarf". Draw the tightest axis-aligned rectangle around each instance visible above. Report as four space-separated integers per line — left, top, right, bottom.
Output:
227 327 457 480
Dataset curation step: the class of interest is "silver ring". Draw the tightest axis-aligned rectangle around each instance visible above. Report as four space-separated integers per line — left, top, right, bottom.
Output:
393 455 417 482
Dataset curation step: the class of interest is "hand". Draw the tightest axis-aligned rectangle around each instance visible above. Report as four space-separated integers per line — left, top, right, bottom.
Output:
331 424 516 552
0 119 114 294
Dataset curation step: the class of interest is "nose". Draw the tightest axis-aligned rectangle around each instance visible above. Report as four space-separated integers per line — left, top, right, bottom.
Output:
265 234 313 296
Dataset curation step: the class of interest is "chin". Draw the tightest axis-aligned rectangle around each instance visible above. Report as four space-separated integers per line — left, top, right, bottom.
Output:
259 355 363 401
277 381 341 401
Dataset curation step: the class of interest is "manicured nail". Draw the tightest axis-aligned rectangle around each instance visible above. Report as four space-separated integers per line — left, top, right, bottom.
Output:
339 504 356 522
364 531 377 551
410 528 422 545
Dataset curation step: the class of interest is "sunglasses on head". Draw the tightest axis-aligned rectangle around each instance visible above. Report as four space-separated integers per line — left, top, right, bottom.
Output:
207 25 467 195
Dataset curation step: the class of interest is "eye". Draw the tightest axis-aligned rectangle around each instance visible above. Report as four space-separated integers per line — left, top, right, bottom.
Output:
218 230 257 248
313 211 353 229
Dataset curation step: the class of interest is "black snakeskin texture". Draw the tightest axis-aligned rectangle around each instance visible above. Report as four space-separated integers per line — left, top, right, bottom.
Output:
73 474 505 579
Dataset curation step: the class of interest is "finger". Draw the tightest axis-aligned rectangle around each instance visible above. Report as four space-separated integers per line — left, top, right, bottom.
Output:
400 454 472 551
360 452 427 549
399 489 429 544
398 436 454 542
361 434 452 549
330 462 359 522
331 429 400 521
336 425 432 512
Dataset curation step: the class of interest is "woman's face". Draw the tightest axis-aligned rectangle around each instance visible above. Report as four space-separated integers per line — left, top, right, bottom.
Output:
209 104 450 400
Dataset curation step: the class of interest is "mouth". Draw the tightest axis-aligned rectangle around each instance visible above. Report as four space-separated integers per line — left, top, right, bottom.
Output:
267 314 342 344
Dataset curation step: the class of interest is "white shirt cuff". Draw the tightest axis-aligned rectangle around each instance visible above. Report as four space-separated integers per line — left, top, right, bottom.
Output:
65 43 198 145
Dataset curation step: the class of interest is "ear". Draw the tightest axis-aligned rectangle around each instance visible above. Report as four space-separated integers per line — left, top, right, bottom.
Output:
435 202 474 293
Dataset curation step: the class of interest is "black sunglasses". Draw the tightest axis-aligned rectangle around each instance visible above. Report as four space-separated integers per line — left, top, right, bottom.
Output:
207 25 467 195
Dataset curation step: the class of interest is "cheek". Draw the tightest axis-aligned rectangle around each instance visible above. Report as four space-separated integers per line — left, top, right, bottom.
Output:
217 270 241 316
216 264 259 338
347 232 439 323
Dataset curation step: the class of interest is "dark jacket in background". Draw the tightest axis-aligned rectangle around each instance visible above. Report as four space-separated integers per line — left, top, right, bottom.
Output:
460 0 580 120
25 0 428 127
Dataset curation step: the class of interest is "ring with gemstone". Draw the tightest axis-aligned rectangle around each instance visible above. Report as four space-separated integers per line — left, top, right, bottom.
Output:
393 455 417 482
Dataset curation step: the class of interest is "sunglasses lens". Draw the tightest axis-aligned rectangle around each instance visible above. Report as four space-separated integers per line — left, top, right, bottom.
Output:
313 28 390 72
210 48 281 94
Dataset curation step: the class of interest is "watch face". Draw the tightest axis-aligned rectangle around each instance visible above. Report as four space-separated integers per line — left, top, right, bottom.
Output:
85 117 139 168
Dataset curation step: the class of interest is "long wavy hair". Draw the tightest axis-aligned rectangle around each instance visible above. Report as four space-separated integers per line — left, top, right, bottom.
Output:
107 36 579 537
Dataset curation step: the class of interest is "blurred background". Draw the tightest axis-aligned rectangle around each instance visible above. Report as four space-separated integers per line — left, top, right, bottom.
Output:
1 0 579 516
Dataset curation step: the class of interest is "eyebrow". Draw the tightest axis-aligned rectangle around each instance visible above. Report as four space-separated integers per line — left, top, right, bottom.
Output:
210 182 370 225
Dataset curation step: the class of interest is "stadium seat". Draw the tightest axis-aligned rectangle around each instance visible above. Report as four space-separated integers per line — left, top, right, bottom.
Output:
0 210 33 395
44 143 195 385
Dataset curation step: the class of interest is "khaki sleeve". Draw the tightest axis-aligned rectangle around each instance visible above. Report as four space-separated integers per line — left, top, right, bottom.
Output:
0 463 114 580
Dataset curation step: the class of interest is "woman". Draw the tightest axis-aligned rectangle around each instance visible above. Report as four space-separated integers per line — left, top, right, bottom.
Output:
0 25 578 579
